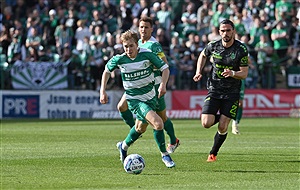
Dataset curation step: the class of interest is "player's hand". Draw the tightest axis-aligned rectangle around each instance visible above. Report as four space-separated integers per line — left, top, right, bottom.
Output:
100 91 108 104
193 73 202 82
221 69 234 78
158 85 166 98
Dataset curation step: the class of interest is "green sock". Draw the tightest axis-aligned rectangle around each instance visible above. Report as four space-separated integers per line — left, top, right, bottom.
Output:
236 107 243 124
153 129 167 153
120 109 135 128
164 118 176 144
124 126 141 146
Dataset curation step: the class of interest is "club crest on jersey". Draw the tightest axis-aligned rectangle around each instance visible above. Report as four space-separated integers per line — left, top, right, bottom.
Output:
230 53 236 60
119 65 127 72
143 61 148 68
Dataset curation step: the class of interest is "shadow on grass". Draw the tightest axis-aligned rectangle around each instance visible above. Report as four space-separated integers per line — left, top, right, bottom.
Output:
212 170 300 174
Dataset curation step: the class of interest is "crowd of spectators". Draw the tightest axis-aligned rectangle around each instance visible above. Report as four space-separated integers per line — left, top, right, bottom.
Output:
1 0 300 90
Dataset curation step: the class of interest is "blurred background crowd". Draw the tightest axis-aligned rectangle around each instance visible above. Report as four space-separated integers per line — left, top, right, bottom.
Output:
1 0 300 90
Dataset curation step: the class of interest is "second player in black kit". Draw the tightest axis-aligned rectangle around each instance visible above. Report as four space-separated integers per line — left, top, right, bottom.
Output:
193 19 249 162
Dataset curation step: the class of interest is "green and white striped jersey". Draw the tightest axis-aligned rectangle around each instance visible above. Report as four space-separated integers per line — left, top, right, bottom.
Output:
105 48 168 102
138 36 166 85
138 36 165 58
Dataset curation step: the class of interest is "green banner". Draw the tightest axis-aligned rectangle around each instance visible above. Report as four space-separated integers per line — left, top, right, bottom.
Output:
10 60 68 90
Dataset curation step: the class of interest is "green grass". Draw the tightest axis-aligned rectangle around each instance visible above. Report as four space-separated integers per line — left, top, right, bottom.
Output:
1 118 299 190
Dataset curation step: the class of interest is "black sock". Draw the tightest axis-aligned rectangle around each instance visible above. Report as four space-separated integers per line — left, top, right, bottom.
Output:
212 114 221 125
210 132 227 156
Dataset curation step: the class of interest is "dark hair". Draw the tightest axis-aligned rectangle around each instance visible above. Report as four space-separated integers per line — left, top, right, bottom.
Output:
219 19 235 30
139 16 153 27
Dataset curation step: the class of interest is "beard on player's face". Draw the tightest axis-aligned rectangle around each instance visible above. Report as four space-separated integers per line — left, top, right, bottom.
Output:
223 35 232 42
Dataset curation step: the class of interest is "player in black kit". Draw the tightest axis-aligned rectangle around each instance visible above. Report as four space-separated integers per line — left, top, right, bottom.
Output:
193 19 249 162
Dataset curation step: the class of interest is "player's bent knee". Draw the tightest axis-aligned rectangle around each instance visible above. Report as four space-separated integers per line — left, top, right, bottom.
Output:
201 114 214 128
152 121 164 130
136 127 146 133
202 121 213 128
117 101 128 112
135 124 147 133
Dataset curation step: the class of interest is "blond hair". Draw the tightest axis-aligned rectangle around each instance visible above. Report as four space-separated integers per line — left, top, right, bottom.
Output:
120 30 139 44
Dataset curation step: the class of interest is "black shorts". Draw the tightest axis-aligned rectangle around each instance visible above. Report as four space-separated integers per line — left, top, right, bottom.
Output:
201 95 239 119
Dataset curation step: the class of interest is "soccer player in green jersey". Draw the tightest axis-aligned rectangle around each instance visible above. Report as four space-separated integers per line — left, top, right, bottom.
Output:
100 30 175 168
116 16 180 153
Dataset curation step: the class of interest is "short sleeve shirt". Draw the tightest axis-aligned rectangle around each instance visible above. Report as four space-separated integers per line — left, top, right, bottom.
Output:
138 36 166 84
105 48 168 101
203 39 249 96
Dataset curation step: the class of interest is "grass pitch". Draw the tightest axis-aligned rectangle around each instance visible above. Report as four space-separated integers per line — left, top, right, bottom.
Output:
1 118 299 190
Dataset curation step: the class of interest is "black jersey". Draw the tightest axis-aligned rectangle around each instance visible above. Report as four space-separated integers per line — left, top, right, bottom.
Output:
203 39 248 97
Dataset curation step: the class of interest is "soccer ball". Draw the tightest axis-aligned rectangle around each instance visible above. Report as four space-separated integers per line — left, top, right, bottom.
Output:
123 154 145 174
